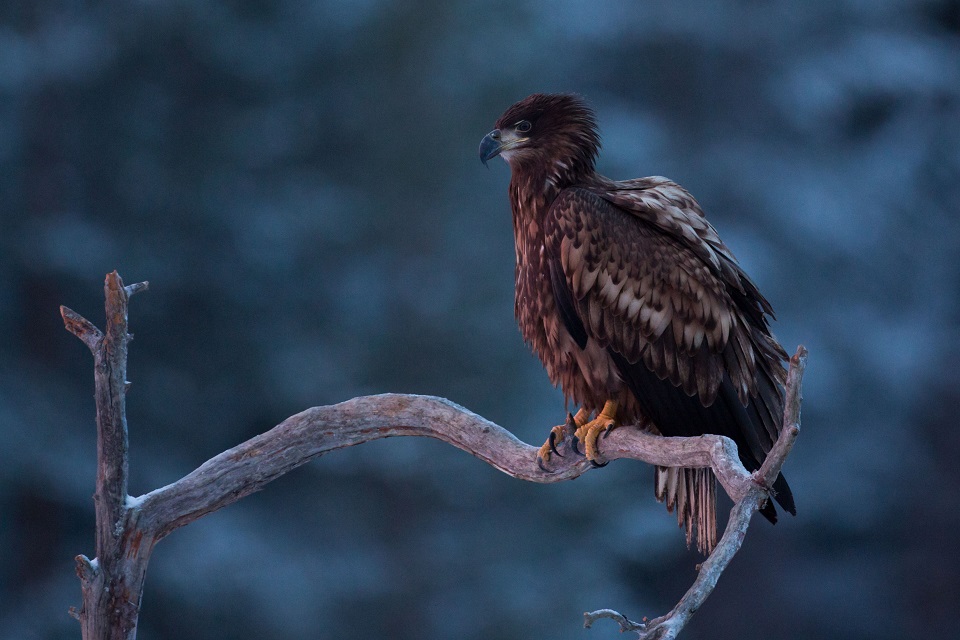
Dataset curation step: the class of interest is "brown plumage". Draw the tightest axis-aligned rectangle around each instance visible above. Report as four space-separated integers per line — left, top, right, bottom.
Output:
479 93 794 553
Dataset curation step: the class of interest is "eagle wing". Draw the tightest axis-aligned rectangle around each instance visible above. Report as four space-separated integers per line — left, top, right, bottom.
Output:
545 184 793 513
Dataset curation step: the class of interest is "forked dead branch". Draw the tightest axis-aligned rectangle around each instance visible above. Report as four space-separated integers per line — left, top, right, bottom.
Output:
63 272 805 640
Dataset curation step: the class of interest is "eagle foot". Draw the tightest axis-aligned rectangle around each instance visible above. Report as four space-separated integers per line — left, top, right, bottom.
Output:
574 400 618 465
536 408 589 471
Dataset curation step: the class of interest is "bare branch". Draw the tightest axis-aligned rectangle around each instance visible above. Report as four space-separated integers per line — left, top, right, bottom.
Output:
584 345 807 639
94 272 134 555
64 272 149 640
602 427 753 504
60 306 103 353
758 346 806 486
133 395 758 539
64 271 805 640
584 609 646 633
123 281 150 298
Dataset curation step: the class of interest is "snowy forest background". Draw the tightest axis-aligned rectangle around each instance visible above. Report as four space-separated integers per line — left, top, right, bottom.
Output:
2 1 959 638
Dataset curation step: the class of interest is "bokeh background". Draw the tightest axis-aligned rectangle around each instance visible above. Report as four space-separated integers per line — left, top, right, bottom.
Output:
2 1 959 638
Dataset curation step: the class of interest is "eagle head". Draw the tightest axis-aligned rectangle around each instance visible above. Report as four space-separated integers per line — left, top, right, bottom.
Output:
479 93 600 176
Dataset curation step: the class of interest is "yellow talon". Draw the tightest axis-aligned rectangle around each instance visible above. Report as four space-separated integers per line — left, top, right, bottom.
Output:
536 424 567 465
537 407 590 469
574 400 618 464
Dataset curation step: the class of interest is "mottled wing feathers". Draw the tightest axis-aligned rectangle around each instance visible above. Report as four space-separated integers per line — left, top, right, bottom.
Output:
544 184 795 515
600 177 744 292
545 186 740 407
601 178 780 334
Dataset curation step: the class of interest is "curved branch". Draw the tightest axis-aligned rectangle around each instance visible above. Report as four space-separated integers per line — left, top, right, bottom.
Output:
134 394 758 539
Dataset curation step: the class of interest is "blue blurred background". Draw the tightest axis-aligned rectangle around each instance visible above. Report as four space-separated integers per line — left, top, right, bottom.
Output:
2 1 959 638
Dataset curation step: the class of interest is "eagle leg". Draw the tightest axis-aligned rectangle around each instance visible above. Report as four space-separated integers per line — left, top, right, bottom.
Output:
574 400 618 466
537 407 589 470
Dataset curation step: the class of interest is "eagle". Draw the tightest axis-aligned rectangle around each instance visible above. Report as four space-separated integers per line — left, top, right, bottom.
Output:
479 93 794 553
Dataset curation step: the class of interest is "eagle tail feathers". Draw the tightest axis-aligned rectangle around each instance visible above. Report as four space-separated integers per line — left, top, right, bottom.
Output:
655 466 717 555
655 464 791 555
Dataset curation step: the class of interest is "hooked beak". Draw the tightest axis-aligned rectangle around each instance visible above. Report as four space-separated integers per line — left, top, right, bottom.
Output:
479 129 503 166
479 128 528 166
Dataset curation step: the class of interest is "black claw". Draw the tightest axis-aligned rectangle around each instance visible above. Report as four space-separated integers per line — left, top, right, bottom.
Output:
549 431 563 457
538 457 552 473
570 435 583 456
590 459 609 468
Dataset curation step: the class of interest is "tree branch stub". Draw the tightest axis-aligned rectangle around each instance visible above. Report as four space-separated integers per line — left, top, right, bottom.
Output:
60 306 103 353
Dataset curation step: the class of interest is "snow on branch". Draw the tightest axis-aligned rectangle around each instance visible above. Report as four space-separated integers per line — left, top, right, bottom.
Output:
62 272 805 640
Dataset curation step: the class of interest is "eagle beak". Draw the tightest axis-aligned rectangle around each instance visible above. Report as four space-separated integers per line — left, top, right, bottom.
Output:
479 129 503 166
480 128 529 166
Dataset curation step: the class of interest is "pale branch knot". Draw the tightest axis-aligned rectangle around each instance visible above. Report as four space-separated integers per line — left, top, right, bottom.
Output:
124 281 150 298
75 554 99 582
62 271 805 640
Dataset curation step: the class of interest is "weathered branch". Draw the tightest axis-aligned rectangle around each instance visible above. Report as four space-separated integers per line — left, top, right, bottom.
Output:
64 272 804 640
134 394 761 539
584 347 806 640
61 306 102 353
63 272 152 640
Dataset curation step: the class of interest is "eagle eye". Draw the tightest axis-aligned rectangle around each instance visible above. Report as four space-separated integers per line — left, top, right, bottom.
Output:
515 120 532 133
